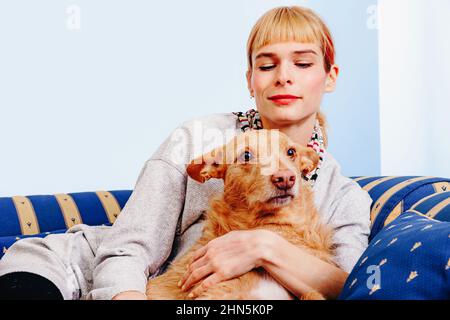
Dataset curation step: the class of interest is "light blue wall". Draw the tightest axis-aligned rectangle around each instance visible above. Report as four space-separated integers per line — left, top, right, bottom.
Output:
309 0 380 177
0 0 380 195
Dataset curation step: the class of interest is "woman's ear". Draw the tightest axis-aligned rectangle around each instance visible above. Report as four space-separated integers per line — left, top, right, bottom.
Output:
325 64 339 93
298 146 319 176
246 70 253 97
186 148 228 183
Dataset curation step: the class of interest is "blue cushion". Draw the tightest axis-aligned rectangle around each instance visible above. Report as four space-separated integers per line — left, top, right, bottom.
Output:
339 211 450 300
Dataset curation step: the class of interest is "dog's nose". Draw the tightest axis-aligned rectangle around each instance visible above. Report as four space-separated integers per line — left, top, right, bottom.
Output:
271 170 296 190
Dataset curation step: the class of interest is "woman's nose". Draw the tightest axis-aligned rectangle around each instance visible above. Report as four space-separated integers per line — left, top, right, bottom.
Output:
275 64 293 86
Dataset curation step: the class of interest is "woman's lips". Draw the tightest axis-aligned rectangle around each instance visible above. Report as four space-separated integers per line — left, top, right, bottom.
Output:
268 95 300 106
270 99 297 106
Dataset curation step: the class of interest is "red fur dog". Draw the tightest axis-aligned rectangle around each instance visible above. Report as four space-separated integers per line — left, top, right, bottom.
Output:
146 129 336 300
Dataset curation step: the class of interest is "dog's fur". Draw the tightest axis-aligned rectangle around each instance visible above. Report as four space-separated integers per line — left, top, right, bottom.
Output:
146 129 336 300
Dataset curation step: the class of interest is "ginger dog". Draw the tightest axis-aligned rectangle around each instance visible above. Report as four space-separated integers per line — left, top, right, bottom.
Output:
146 129 336 300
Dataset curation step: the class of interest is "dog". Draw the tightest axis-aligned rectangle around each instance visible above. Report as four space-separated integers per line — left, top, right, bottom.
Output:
146 129 336 300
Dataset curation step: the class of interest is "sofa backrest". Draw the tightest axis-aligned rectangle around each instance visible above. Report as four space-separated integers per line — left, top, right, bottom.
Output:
1 176 450 259
0 190 132 258
352 176 450 241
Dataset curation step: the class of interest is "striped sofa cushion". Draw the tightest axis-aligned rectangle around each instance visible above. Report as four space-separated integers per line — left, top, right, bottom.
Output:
351 176 450 241
0 190 132 258
409 191 450 222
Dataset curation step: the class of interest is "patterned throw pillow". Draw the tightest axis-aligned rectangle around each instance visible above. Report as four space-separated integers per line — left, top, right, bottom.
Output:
339 211 450 300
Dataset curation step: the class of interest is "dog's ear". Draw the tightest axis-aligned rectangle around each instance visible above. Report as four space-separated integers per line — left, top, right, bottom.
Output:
186 147 227 183
298 146 319 176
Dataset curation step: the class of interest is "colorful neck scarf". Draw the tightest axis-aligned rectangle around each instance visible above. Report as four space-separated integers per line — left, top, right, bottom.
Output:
232 108 324 188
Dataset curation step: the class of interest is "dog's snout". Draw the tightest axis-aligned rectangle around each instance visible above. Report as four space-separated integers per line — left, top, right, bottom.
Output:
271 170 296 190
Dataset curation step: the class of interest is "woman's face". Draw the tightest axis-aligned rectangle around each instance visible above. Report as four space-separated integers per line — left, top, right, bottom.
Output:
247 41 338 126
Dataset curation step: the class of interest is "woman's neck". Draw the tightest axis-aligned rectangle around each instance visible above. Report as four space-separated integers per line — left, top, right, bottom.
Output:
259 112 317 146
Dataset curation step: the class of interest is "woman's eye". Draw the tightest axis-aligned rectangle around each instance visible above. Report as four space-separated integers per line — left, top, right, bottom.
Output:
259 65 275 71
295 63 313 69
287 148 296 157
259 63 312 71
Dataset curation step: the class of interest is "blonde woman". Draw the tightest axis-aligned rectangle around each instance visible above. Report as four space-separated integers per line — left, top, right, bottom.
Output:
0 6 371 300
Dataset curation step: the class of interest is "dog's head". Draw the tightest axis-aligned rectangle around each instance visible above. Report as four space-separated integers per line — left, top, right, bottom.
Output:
186 129 319 211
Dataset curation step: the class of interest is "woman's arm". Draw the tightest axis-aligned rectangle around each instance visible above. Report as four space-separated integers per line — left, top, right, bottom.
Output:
260 231 348 299
179 229 347 299
263 181 372 299
88 159 187 300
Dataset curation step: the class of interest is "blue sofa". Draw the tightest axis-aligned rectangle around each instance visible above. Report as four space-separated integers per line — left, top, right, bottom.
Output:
1 176 449 299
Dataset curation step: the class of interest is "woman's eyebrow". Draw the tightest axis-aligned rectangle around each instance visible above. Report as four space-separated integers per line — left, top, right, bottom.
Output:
292 50 318 56
255 50 318 61
255 52 276 61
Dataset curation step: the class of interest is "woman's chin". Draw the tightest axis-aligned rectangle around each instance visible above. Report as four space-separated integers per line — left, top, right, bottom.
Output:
260 104 317 125
266 109 307 124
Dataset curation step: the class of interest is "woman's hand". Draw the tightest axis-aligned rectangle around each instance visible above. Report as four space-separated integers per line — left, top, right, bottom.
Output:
178 229 275 299
112 290 147 300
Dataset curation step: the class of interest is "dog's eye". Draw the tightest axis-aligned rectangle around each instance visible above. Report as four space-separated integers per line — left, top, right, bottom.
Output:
243 151 253 162
287 148 296 157
238 151 253 163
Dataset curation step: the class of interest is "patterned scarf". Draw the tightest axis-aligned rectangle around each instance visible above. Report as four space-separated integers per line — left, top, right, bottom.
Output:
232 108 324 188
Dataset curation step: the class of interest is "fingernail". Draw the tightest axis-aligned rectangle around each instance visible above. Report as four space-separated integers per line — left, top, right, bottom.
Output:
187 293 193 298
177 280 181 287
182 285 186 291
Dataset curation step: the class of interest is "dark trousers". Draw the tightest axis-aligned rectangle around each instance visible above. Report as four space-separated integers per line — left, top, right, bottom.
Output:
0 272 63 300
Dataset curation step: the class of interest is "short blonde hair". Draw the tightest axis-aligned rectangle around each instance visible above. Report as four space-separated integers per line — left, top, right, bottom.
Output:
246 6 334 146
247 6 335 73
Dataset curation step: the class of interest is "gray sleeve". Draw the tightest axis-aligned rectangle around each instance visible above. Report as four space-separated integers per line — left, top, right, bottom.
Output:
328 182 372 274
87 158 187 300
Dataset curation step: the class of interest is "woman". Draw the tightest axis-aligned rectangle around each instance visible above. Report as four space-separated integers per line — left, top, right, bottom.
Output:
0 6 371 300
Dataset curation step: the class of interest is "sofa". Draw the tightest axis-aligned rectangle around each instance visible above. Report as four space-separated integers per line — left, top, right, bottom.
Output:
1 176 449 299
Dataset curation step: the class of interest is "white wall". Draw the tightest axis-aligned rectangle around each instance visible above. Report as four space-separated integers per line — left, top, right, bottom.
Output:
378 0 450 177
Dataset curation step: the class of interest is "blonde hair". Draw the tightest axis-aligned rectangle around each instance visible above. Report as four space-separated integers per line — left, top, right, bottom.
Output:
246 6 334 146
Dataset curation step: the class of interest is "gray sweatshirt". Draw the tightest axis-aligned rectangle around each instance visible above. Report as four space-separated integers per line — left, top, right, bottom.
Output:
85 113 372 300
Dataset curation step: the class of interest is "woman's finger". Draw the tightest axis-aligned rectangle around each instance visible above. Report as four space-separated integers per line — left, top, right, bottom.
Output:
179 255 209 289
182 264 213 292
191 244 208 262
189 273 222 299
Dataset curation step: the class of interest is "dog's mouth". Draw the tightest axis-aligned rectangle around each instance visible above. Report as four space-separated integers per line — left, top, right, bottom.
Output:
267 193 294 206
